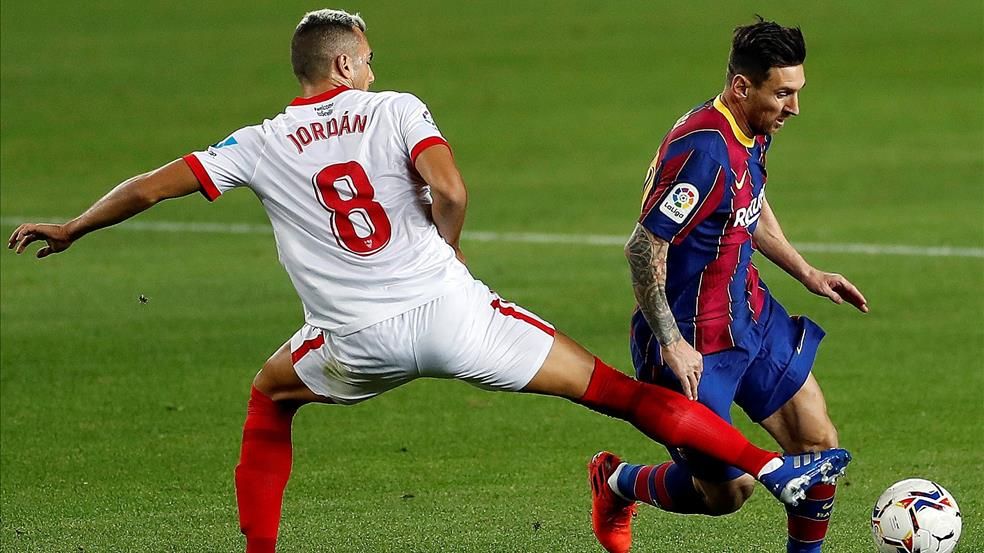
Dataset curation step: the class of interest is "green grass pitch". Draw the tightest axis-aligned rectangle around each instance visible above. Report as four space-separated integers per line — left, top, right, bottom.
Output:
2 1 981 551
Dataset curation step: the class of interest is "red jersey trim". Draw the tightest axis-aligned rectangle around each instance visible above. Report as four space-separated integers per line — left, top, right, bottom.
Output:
291 333 326 365
289 85 351 107
410 136 451 165
182 154 220 202
490 299 555 337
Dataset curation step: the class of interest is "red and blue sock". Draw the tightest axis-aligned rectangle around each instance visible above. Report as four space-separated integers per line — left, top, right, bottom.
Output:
611 461 709 514
786 483 836 552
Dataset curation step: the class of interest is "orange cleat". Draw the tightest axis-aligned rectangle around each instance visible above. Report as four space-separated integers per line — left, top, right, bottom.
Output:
589 451 637 553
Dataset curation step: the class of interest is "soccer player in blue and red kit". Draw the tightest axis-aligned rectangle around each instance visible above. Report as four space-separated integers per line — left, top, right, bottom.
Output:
589 18 869 553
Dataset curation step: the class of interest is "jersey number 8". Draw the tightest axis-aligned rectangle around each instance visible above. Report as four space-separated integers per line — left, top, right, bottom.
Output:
313 161 392 256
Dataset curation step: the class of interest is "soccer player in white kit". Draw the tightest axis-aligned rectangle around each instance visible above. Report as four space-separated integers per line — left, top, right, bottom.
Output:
8 10 851 552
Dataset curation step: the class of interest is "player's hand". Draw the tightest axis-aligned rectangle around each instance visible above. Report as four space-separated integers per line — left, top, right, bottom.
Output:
660 338 703 400
7 223 74 258
802 268 868 313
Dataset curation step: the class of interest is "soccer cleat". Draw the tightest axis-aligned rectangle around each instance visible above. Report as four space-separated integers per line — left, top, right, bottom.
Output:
589 451 637 553
759 448 852 507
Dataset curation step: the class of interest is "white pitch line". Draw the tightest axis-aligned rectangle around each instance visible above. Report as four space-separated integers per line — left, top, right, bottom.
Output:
3 216 982 259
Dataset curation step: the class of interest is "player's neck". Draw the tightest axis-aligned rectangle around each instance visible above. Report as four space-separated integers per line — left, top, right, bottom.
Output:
300 78 352 99
719 91 755 138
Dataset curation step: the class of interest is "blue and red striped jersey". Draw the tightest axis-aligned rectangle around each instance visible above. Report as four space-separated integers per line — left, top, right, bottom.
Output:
632 96 771 359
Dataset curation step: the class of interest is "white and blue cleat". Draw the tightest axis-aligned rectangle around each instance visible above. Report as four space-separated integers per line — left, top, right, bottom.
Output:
759 448 852 506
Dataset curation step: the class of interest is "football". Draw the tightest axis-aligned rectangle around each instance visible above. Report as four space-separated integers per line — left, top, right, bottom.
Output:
871 479 962 553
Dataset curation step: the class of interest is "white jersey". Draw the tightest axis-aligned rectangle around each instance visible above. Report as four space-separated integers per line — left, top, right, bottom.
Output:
184 86 473 335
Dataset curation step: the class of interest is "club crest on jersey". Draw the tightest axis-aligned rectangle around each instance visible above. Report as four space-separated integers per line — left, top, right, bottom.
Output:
659 183 699 223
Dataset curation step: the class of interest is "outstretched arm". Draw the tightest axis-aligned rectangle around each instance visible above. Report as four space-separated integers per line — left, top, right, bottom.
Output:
754 198 868 312
8 159 202 257
625 223 703 399
413 144 467 262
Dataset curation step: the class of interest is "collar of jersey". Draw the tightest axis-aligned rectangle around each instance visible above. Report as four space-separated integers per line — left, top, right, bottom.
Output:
290 85 351 107
712 95 755 148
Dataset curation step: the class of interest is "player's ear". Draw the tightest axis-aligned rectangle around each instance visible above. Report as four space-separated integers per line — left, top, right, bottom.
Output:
335 53 353 79
732 74 751 99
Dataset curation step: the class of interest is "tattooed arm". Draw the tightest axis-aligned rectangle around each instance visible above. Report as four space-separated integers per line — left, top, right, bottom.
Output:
625 223 682 345
625 223 703 400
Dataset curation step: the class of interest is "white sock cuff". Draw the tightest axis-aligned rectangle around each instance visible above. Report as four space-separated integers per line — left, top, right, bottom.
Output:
756 457 784 479
607 462 630 500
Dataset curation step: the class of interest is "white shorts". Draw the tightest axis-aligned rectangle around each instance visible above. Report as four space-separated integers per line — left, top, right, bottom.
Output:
289 279 556 404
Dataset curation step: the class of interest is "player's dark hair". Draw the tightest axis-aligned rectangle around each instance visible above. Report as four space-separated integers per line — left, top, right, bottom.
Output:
727 16 806 86
291 9 367 84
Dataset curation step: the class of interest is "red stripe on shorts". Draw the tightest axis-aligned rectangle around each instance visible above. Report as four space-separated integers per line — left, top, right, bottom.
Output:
291 333 325 365
490 299 555 337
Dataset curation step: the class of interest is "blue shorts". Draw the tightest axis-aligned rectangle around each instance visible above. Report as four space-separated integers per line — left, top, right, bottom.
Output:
636 295 825 481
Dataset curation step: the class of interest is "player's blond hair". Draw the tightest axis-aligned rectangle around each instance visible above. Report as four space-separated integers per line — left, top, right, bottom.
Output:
291 9 368 84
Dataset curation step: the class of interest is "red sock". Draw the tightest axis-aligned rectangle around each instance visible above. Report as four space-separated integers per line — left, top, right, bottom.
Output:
235 386 298 553
577 358 778 476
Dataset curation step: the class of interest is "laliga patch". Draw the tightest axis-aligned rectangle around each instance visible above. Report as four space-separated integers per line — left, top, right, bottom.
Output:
659 183 700 222
422 110 438 129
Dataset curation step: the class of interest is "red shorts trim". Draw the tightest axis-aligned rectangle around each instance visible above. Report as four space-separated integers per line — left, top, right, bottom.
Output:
490 299 555 337
291 333 326 365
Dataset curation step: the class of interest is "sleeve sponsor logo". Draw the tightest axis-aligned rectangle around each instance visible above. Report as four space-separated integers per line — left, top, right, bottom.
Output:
659 183 699 222
210 135 239 149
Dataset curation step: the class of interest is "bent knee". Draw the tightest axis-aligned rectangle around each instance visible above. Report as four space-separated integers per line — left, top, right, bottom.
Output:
697 475 756 515
791 423 839 452
253 349 320 404
253 361 289 403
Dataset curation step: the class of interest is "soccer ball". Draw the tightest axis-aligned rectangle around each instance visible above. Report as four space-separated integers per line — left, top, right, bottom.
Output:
871 479 961 553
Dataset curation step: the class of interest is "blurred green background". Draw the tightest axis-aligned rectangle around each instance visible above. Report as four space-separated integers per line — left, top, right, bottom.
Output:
2 1 982 551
